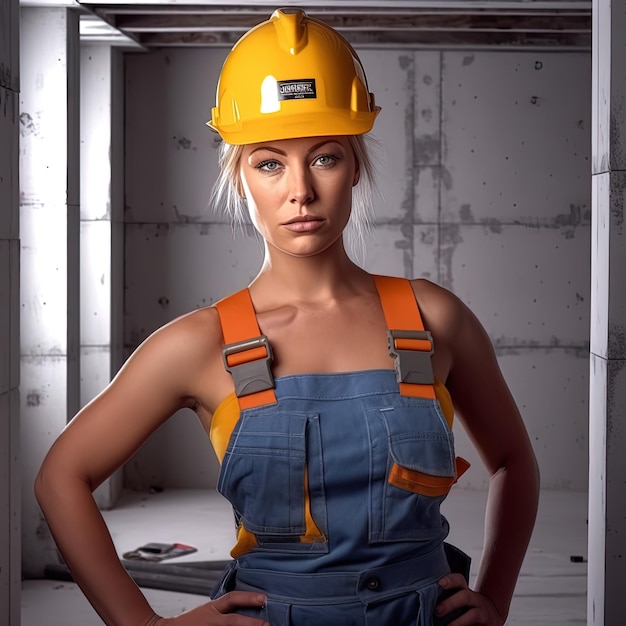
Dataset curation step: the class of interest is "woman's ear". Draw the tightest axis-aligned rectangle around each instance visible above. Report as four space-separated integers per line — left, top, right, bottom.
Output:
353 163 361 187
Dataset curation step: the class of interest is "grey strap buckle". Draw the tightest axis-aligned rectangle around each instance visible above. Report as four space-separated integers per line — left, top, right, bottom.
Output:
387 329 435 385
222 336 275 397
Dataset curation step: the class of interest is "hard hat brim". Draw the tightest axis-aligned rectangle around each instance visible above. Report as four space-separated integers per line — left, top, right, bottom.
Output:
207 107 380 145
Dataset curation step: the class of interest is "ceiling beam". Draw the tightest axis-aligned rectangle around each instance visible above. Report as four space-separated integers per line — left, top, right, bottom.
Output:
112 12 591 34
77 0 592 50
136 29 590 49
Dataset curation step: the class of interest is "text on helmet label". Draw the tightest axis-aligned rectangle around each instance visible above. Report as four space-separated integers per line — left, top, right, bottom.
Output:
277 79 317 101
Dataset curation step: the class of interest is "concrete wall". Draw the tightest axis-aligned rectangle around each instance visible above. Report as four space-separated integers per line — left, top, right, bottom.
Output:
123 47 591 492
80 44 125 510
587 0 626 621
19 6 81 577
0 0 21 621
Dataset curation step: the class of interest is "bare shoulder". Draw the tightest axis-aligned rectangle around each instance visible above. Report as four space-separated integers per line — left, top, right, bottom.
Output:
112 305 229 410
153 305 224 356
131 306 223 370
409 278 471 343
408 277 497 383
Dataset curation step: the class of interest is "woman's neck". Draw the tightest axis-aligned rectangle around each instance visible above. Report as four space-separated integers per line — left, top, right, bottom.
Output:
249 241 373 309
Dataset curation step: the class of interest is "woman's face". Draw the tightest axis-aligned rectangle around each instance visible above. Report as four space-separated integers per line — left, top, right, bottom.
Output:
239 135 359 258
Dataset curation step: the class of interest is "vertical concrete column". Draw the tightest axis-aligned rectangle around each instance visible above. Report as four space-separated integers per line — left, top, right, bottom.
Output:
0 0 21 622
588 0 626 624
80 44 124 509
19 6 80 577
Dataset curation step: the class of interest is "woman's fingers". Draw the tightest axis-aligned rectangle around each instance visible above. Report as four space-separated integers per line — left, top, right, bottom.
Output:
435 590 473 621
436 574 504 625
209 591 267 614
205 592 269 625
439 573 469 591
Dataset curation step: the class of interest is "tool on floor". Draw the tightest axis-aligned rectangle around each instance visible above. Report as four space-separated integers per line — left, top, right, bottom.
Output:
122 542 197 562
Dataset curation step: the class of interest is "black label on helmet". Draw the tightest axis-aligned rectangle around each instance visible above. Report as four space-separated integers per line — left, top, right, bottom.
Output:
277 79 317 101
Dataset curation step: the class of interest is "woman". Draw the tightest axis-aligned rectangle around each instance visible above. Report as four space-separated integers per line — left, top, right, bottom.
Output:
35 8 539 626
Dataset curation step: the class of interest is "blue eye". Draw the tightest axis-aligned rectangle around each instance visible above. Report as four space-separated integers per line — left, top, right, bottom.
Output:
256 159 281 172
313 154 338 167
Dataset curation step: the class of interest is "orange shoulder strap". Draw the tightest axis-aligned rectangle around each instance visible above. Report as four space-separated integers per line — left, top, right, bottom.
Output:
374 276 469 481
215 277 436 409
373 275 437 400
214 288 277 410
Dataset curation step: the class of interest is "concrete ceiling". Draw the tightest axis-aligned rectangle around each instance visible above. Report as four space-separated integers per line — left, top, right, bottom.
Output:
77 1 592 50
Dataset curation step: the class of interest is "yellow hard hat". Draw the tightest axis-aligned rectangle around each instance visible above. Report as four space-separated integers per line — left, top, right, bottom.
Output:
207 8 380 145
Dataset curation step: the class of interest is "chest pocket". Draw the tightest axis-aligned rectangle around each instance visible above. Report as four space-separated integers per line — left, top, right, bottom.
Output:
217 408 328 553
366 398 457 543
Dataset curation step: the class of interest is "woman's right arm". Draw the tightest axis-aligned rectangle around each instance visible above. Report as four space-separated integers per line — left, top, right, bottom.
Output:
35 310 267 626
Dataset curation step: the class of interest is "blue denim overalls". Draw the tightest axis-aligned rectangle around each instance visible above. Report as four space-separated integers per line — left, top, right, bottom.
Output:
211 276 470 625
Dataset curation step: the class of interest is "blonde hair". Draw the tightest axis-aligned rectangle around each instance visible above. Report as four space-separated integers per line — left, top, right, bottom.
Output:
209 135 380 262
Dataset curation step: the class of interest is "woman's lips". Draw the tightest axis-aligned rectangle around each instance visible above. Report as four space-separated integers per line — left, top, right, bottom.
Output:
282 216 325 232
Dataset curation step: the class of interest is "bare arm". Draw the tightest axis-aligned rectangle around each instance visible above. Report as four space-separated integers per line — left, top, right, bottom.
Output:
35 309 266 626
448 301 539 620
416 281 540 624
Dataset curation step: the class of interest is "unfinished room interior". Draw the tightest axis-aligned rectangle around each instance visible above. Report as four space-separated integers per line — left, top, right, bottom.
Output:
1 0 625 624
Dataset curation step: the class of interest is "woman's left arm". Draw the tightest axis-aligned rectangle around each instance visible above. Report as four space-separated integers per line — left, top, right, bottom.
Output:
435 291 540 625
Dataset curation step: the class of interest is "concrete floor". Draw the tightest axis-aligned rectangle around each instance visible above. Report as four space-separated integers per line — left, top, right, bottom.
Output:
21 488 588 625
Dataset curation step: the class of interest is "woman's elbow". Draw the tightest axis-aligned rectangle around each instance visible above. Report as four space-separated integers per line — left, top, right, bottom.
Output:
34 455 78 507
492 443 540 494
34 460 56 508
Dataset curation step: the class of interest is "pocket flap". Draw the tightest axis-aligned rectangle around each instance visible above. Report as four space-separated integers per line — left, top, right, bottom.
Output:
388 456 471 497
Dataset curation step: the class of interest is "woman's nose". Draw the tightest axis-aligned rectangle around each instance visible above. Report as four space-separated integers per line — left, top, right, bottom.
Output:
289 166 314 205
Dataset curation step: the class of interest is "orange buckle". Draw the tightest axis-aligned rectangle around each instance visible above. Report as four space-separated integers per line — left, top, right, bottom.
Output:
387 329 435 385
222 336 275 397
